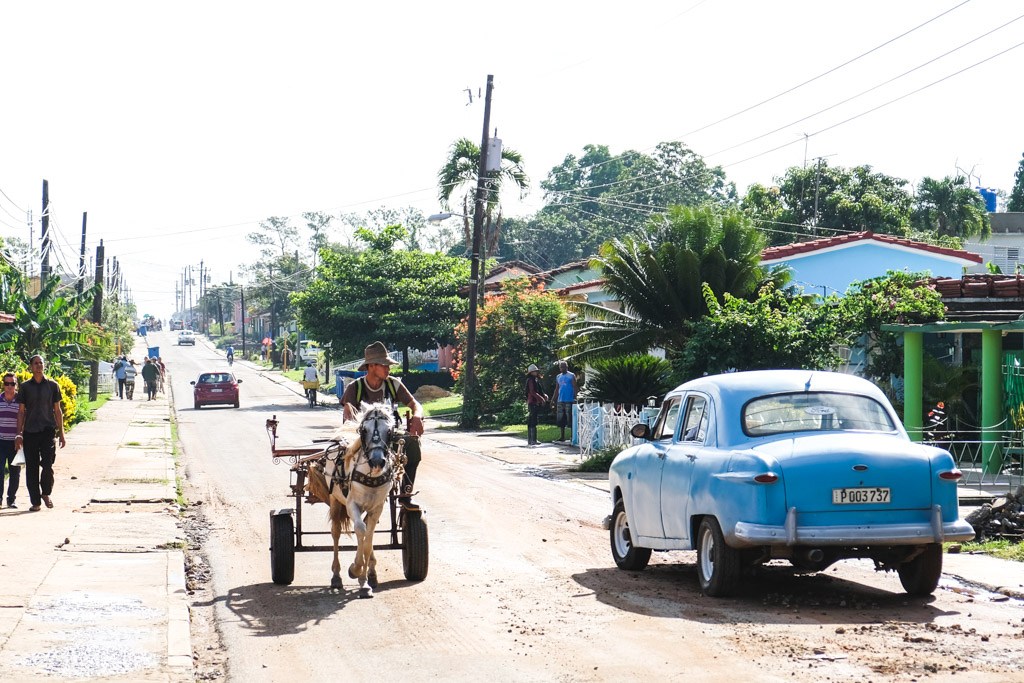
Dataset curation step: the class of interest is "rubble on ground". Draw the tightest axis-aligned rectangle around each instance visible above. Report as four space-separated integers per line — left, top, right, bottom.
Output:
964 485 1024 542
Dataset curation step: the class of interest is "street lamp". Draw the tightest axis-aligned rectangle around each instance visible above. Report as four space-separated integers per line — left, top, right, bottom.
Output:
427 212 464 223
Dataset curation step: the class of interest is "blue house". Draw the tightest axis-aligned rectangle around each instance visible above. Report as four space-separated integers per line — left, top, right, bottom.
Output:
760 231 982 297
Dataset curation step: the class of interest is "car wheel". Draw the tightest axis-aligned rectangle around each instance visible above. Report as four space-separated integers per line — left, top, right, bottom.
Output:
194 400 201 410
897 543 943 596
696 517 741 597
610 499 651 571
233 399 239 408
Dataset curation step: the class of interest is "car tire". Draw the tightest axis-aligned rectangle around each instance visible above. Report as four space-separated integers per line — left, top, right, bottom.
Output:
897 543 943 596
194 400 201 410
696 516 741 597
610 499 651 571
233 399 239 408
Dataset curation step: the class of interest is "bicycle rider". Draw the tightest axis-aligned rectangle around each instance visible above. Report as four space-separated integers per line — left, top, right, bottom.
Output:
226 345 234 364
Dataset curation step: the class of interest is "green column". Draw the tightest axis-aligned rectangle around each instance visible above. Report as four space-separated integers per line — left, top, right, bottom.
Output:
981 328 1004 474
904 331 923 442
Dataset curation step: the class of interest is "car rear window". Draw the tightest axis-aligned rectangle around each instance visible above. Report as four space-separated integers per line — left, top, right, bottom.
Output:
743 391 895 437
200 374 231 384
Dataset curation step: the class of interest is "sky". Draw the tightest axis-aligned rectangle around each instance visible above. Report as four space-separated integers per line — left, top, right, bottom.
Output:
1 0 1023 321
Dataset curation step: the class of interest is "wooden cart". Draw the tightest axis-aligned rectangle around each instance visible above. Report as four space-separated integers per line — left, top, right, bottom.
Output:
265 415 429 585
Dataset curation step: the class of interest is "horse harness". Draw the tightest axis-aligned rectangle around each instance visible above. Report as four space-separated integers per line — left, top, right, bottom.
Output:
327 412 396 498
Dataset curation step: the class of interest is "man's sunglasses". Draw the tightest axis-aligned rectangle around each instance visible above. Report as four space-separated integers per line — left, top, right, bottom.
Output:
3 382 16 386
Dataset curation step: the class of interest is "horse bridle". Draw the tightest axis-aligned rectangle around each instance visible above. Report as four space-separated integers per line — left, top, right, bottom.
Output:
350 411 394 489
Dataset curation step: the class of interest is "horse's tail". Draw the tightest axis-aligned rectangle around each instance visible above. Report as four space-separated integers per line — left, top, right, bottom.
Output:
306 462 331 504
329 498 352 535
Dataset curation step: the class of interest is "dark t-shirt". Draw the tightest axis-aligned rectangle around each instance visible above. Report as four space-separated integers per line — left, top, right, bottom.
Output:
17 377 63 434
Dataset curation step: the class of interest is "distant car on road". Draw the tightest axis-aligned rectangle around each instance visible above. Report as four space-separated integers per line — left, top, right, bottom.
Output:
190 372 242 409
170 320 184 331
605 369 974 598
177 330 195 346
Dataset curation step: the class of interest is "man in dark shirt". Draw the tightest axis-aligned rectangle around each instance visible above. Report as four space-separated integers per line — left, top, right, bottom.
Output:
15 355 65 512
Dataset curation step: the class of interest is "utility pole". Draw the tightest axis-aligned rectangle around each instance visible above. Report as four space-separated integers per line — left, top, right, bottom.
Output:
269 264 276 344
461 74 494 428
40 180 50 282
812 157 824 234
240 285 247 359
89 241 105 401
78 212 87 296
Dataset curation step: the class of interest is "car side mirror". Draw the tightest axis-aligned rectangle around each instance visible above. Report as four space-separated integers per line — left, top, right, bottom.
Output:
189 381 196 386
236 379 242 384
630 423 651 440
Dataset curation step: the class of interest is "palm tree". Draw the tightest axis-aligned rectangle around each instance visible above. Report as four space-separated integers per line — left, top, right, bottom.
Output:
563 205 782 362
437 137 529 258
0 271 95 366
914 175 990 240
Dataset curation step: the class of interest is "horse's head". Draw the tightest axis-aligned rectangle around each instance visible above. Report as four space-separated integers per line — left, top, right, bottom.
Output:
356 403 395 474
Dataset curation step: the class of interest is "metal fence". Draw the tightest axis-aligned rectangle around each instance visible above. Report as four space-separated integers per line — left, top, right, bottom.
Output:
919 431 1024 494
576 402 658 459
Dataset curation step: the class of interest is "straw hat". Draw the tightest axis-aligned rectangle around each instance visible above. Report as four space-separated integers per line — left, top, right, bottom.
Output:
358 341 399 371
526 363 540 373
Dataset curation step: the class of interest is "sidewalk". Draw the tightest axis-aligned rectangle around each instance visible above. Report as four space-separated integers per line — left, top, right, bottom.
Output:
0 341 191 681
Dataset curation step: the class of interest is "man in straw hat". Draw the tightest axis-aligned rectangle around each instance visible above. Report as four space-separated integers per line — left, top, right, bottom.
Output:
341 341 425 505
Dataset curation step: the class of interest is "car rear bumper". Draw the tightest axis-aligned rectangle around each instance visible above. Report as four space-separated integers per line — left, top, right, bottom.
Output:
733 505 975 546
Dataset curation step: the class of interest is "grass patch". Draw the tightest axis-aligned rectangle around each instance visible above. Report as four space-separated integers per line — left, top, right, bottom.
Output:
157 540 187 550
499 423 561 443
169 407 185 508
112 477 168 485
422 395 463 417
955 539 1024 562
125 441 142 446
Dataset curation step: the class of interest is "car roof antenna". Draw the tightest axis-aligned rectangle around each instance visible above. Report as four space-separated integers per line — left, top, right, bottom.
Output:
805 373 813 392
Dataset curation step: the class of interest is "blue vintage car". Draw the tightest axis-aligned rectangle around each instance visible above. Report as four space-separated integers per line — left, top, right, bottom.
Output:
605 369 974 597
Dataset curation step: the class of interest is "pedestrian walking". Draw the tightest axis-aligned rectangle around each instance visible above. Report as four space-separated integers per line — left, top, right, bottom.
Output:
525 363 548 447
554 361 578 443
0 372 22 508
114 355 127 398
15 355 66 512
156 357 166 394
124 360 137 400
141 358 158 400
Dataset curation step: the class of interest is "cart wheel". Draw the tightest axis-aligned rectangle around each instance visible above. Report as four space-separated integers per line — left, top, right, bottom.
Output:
401 511 429 581
270 512 295 585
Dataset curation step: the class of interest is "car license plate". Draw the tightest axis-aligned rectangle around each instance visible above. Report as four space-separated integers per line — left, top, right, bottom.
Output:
210 388 223 393
832 487 890 504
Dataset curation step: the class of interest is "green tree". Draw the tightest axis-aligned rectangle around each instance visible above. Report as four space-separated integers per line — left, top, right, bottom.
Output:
246 216 298 259
835 271 945 382
563 205 774 362
1009 154 1024 212
541 142 735 257
452 279 565 422
677 284 841 379
0 273 95 368
742 162 913 245
913 175 990 240
302 211 333 269
584 354 675 407
437 137 529 260
293 225 471 372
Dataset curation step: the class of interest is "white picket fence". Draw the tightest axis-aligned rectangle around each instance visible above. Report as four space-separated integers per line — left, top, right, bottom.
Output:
576 401 659 460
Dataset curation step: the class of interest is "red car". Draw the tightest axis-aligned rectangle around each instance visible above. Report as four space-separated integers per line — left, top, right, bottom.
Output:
191 372 242 409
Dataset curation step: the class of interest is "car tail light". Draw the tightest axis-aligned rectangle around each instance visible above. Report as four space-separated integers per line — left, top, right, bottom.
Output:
753 473 778 484
938 469 962 481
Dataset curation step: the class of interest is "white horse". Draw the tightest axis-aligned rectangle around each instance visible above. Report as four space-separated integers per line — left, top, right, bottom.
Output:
308 403 402 597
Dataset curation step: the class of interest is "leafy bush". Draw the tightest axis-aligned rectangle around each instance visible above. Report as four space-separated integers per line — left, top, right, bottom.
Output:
496 402 527 426
577 446 622 473
584 354 675 408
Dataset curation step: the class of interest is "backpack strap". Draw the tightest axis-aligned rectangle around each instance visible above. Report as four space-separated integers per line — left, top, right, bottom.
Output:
354 376 398 405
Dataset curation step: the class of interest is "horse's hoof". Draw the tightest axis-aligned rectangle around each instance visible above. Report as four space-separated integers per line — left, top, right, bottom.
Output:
330 577 343 590
367 570 378 589
358 586 373 599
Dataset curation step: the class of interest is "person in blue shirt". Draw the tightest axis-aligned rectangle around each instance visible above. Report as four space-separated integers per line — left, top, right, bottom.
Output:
554 361 578 443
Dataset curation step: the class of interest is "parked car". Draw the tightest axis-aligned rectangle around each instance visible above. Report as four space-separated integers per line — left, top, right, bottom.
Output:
177 330 195 346
605 369 974 597
190 372 242 409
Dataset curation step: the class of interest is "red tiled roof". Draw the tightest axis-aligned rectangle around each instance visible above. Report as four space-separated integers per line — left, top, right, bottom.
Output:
760 231 982 264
